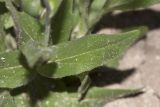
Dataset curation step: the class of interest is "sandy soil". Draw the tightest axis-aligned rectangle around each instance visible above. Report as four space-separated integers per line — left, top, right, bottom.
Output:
95 4 160 107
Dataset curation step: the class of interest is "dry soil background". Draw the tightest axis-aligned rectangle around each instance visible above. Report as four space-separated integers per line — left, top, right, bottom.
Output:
95 4 160 107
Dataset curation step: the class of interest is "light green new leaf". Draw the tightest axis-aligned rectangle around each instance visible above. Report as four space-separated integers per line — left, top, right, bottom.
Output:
51 0 78 44
37 27 146 78
0 51 35 88
0 89 16 107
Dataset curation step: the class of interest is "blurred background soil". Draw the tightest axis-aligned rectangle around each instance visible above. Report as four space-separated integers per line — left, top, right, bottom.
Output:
95 4 160 107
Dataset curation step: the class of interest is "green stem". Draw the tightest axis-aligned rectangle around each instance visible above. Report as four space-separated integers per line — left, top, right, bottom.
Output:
78 74 91 101
42 0 51 46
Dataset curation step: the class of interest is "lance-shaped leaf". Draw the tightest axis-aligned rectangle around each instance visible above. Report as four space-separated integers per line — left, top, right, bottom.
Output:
18 13 44 43
51 0 78 44
37 27 147 78
0 89 16 107
10 75 141 107
0 51 36 88
35 88 141 107
12 85 140 107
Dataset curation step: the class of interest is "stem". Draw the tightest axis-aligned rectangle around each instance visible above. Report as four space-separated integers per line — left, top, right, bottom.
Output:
6 0 21 47
42 0 51 46
78 74 91 101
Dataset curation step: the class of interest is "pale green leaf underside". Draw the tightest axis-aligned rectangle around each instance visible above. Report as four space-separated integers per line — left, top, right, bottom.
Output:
37 28 146 78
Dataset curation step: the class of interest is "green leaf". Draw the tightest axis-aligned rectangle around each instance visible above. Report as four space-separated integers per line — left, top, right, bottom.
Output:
70 0 92 39
87 0 131 32
49 0 63 17
0 89 15 107
100 0 160 14
114 0 160 10
5 0 44 45
0 5 29 88
101 0 160 12
88 0 160 31
10 75 141 107
20 0 44 18
17 12 44 44
0 51 35 88
51 0 78 44
39 88 140 107
12 85 140 107
89 0 107 24
37 27 146 78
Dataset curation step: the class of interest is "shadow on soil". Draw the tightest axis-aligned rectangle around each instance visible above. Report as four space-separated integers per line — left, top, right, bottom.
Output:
93 9 160 33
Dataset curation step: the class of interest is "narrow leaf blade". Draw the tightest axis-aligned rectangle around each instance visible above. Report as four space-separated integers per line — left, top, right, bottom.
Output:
37 27 147 78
